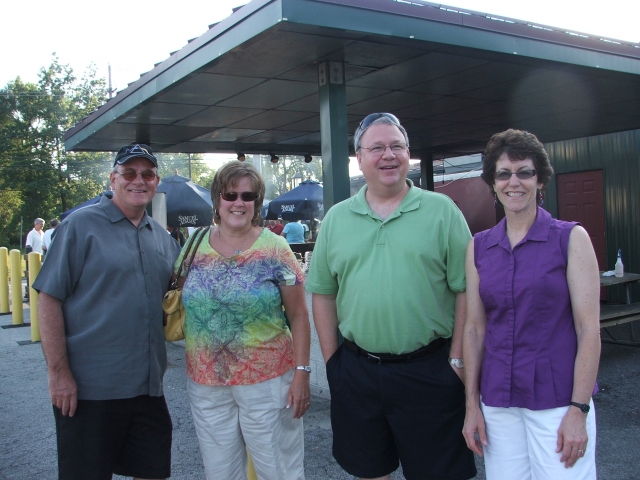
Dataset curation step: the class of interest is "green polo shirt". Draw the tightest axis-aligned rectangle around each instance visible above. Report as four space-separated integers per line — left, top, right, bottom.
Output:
306 180 471 354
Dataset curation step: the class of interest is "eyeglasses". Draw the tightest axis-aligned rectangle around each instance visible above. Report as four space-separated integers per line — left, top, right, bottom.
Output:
357 112 401 132
494 169 537 181
360 144 408 157
221 191 259 202
116 169 158 181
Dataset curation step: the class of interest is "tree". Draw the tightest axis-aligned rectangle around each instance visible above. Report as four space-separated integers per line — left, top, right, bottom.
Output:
0 55 109 248
257 155 323 200
156 153 215 189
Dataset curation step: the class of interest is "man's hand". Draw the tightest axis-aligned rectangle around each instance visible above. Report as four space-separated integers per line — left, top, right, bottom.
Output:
450 363 465 383
48 366 78 416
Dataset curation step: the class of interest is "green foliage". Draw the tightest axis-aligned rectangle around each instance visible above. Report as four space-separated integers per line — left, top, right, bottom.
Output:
257 155 323 200
156 153 216 190
0 55 109 247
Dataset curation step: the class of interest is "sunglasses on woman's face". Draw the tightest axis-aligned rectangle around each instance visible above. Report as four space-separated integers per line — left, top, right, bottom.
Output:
220 191 259 202
494 169 537 181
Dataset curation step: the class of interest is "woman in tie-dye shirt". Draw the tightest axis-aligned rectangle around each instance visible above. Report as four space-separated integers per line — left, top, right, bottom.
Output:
177 162 311 480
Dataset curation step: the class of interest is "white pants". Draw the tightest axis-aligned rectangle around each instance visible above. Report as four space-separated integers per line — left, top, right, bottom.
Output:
481 400 596 480
187 371 305 480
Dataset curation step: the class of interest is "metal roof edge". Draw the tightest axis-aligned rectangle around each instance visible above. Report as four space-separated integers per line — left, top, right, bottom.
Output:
310 0 640 58
282 0 640 79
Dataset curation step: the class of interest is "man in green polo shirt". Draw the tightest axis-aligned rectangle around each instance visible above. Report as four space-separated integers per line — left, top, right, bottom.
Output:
306 113 476 480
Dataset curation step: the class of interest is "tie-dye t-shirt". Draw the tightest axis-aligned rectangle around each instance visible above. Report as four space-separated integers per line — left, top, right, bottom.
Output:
177 228 304 386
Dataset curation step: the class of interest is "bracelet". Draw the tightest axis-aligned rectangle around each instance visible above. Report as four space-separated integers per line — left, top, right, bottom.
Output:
295 365 311 373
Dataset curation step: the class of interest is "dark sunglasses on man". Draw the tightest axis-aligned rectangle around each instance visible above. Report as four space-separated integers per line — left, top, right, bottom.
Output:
116 169 158 182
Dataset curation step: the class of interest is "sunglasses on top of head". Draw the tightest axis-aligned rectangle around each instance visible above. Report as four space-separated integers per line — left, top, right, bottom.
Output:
493 169 537 181
116 169 158 181
358 112 401 132
220 191 259 202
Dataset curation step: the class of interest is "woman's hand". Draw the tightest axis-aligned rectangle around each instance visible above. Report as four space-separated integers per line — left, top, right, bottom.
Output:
287 370 311 419
556 407 589 468
462 403 488 456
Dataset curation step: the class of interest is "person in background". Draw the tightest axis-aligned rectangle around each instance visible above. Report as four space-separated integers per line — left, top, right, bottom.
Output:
281 220 305 244
167 226 185 247
307 112 475 480
180 161 311 479
301 221 310 242
34 143 180 480
267 219 284 235
24 217 45 298
42 219 60 259
25 218 45 255
463 129 600 479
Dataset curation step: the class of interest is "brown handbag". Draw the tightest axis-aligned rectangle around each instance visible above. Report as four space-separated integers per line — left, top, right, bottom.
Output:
162 226 209 341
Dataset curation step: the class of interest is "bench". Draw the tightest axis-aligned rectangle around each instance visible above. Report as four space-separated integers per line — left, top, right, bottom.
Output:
600 302 640 328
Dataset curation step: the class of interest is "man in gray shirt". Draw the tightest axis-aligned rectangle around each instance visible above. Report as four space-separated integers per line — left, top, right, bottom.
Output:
34 144 181 480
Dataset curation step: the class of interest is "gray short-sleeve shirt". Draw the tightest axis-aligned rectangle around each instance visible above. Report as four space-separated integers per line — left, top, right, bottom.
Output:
33 195 181 400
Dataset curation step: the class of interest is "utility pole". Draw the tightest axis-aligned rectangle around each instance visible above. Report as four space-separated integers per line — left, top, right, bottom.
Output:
188 153 192 179
108 64 116 99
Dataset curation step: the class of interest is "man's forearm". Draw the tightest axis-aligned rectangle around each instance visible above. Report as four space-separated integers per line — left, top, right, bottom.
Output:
39 292 78 416
450 292 466 358
38 293 71 372
311 293 340 362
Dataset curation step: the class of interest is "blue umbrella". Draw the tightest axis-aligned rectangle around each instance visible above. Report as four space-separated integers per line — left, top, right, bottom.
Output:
267 180 323 221
157 174 213 227
60 191 113 220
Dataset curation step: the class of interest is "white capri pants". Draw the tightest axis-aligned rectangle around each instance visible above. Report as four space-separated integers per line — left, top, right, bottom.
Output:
481 400 596 480
187 370 305 480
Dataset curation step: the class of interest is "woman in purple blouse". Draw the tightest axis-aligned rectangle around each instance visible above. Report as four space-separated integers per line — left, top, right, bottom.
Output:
462 129 600 479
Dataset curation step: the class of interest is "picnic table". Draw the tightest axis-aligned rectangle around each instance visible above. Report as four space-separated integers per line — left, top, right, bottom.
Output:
599 272 640 347
288 242 315 256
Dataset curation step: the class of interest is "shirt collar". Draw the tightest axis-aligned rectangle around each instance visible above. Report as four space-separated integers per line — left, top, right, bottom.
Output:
486 206 552 248
350 179 421 218
99 194 152 229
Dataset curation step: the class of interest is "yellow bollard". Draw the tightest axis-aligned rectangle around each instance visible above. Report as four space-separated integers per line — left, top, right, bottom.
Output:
0 247 9 313
9 249 23 324
28 252 41 342
247 450 258 480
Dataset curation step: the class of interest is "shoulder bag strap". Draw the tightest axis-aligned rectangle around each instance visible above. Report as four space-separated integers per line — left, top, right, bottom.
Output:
175 226 210 288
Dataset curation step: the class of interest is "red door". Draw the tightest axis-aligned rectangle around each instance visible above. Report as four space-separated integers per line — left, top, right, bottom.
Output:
557 170 606 297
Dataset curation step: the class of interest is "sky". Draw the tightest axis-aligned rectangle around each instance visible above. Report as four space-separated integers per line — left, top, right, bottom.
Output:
3 0 639 91
3 0 639 175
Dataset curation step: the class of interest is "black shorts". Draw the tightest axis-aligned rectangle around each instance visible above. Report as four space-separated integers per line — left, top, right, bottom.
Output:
326 341 476 480
53 395 172 480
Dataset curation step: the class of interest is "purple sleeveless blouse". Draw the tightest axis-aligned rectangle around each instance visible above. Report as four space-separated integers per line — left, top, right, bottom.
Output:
474 207 580 410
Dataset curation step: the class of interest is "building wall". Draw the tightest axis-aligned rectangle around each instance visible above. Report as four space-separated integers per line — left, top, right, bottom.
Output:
544 129 640 303
434 176 496 235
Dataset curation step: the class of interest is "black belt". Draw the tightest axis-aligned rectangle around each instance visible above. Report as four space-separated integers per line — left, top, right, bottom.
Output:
343 337 448 364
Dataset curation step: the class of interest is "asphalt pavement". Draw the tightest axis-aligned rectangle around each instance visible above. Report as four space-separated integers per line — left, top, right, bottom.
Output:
1 303 639 479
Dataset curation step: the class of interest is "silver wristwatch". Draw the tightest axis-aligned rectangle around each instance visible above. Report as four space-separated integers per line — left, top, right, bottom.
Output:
296 365 311 373
448 358 464 369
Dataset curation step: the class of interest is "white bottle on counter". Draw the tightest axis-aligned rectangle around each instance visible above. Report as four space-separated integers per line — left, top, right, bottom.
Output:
615 249 624 277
